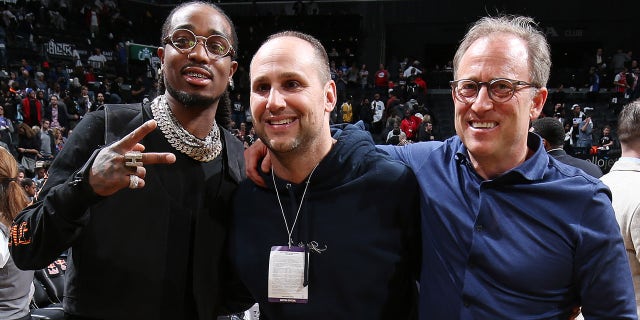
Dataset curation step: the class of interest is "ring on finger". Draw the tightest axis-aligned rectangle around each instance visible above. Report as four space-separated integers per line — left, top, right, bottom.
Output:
124 151 143 167
129 174 140 189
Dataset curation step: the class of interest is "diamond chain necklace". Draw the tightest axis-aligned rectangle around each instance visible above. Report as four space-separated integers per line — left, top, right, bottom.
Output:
150 95 222 162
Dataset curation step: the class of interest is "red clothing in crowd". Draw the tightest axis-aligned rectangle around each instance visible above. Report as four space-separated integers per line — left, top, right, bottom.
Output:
21 97 42 126
400 115 422 141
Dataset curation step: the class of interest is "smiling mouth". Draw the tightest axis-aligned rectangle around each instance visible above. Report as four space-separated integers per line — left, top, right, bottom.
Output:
470 121 497 129
268 118 294 125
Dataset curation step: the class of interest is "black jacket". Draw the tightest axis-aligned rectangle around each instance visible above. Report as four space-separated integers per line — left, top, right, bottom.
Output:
548 149 603 178
11 102 247 319
230 123 420 319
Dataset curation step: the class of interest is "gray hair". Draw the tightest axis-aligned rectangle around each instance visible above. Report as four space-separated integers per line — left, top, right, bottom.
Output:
617 99 640 145
453 15 551 88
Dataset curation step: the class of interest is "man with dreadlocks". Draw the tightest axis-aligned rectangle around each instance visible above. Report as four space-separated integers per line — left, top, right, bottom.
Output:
9 2 249 319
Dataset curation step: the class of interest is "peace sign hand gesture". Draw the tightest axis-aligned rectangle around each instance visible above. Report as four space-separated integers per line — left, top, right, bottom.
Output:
89 120 176 196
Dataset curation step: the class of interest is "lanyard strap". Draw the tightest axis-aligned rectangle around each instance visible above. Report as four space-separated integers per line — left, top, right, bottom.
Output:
272 164 319 248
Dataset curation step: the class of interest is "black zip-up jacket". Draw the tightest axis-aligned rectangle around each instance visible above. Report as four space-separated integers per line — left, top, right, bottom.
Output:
10 102 248 319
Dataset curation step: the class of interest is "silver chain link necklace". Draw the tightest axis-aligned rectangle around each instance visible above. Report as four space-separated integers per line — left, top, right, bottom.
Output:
150 95 222 162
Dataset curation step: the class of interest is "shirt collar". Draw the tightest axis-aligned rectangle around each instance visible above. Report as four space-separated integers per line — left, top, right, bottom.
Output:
453 132 548 182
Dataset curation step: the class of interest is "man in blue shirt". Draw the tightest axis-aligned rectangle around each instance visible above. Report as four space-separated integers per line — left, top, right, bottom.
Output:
246 15 636 319
380 15 634 319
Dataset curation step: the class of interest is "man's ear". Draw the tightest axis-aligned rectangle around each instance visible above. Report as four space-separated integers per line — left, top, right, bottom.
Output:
530 87 548 120
324 80 337 113
541 138 551 150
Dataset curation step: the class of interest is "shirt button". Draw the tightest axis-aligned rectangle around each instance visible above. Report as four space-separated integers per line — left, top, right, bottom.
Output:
475 225 484 232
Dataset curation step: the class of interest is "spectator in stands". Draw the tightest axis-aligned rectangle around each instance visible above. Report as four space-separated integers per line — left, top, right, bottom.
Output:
382 108 401 139
100 78 123 104
371 92 385 133
37 119 55 160
52 127 64 154
399 107 421 141
402 60 422 78
614 66 632 105
584 66 601 103
231 92 245 129
244 14 637 319
0 147 33 320
230 30 419 319
597 124 616 158
601 100 640 317
358 96 372 131
20 88 41 127
87 47 107 71
31 161 47 191
19 59 33 75
566 103 584 148
35 89 45 107
84 4 100 38
10 2 251 319
410 74 427 103
611 48 631 74
386 121 407 145
44 94 70 133
34 72 47 95
530 117 602 177
590 47 607 71
130 74 148 103
114 42 128 76
358 63 369 91
20 177 36 204
16 69 35 90
416 120 436 142
91 92 105 112
374 63 390 97
576 108 594 154
48 7 66 30
340 95 353 124
83 65 97 85
16 122 40 177
76 85 93 116
386 89 400 112
552 102 566 125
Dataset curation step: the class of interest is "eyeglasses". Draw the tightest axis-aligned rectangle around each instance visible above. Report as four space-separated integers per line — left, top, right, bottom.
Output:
450 78 537 103
163 29 235 60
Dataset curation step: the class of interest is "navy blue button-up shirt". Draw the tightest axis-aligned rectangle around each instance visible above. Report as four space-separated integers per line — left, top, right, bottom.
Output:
379 133 636 319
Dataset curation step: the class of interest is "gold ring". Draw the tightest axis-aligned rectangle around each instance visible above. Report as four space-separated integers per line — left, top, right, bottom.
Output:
124 151 143 167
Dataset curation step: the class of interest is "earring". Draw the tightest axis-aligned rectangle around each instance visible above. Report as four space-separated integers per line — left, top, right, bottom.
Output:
229 77 234 88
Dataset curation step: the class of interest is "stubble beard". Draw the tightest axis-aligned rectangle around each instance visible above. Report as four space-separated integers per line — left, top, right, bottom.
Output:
165 82 220 109
259 132 301 155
